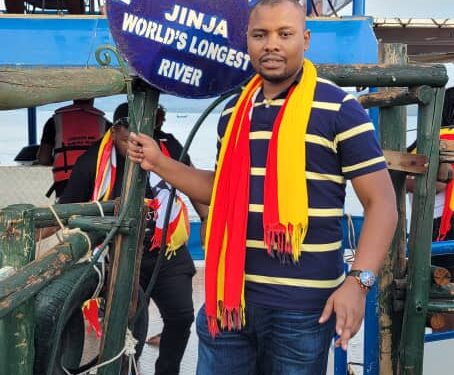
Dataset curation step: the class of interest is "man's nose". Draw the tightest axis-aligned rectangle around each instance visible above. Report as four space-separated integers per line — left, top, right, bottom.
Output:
264 34 280 51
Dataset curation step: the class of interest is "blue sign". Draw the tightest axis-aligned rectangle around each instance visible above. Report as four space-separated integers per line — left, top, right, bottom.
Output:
107 0 255 98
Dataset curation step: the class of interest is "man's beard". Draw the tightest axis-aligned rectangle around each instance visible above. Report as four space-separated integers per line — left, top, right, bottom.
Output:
258 67 293 84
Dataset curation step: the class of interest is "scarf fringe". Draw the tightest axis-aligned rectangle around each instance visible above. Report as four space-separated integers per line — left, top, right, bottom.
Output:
208 301 246 338
264 223 307 261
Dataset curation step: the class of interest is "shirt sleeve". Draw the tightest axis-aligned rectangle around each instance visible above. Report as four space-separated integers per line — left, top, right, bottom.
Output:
40 117 56 146
335 98 387 180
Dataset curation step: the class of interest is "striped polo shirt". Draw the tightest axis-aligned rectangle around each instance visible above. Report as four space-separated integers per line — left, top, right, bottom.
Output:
216 76 387 312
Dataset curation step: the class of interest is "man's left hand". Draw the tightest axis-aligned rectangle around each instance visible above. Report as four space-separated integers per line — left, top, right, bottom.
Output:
318 277 367 350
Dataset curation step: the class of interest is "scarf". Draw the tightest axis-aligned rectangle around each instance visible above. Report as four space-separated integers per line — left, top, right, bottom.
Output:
205 59 317 336
145 141 190 257
92 129 117 201
438 128 454 240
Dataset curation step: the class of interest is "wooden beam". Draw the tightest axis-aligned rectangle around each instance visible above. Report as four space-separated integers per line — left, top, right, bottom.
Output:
0 67 126 110
383 150 428 174
358 86 433 108
317 63 448 87
440 139 454 152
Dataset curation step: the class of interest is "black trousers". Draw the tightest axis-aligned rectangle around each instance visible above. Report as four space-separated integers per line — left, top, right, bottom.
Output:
139 245 196 375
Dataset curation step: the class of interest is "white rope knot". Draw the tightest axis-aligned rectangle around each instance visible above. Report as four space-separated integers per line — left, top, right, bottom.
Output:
124 328 138 357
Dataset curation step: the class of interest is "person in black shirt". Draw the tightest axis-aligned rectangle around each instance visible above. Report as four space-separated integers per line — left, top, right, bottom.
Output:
60 102 208 375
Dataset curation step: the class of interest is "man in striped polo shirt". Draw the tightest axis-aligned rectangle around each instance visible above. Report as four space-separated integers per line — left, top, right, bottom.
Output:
128 0 398 373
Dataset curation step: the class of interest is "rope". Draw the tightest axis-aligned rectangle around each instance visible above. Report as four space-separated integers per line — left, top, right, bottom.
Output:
94 201 105 217
48 204 93 256
344 214 357 264
61 329 138 375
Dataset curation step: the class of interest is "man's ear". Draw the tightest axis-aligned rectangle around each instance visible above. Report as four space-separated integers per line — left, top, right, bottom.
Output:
303 29 311 51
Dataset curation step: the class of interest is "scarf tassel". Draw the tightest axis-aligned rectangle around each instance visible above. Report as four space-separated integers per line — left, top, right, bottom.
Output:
264 223 307 262
208 302 246 338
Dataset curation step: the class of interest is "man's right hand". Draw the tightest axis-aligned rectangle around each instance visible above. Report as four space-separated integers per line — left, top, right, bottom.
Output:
128 132 164 172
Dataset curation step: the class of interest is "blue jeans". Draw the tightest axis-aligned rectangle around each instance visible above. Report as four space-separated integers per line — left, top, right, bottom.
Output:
196 303 335 375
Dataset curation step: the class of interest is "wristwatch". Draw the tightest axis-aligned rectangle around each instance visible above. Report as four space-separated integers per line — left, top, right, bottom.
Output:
347 269 376 291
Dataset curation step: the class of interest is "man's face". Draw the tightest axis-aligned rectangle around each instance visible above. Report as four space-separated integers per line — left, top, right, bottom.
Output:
112 126 130 157
247 1 310 85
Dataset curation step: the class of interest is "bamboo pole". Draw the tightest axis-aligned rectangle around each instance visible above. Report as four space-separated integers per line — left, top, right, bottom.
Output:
378 43 408 375
0 67 126 110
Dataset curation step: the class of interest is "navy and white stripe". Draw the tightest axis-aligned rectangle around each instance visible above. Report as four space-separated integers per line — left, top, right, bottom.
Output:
215 77 387 312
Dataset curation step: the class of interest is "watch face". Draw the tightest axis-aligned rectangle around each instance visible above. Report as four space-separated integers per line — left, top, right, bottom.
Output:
359 270 376 287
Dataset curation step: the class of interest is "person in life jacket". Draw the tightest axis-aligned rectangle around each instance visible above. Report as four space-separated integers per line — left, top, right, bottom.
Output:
37 98 109 199
59 102 208 375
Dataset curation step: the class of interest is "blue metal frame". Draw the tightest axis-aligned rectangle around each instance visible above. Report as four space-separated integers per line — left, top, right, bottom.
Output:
352 0 366 16
27 108 37 145
425 331 454 342
431 240 454 255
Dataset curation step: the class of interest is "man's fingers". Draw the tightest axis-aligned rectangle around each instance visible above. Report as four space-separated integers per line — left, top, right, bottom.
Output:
319 297 334 324
335 309 346 337
340 327 352 351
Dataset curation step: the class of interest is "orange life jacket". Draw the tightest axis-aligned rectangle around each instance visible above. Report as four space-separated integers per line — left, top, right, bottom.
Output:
52 104 106 183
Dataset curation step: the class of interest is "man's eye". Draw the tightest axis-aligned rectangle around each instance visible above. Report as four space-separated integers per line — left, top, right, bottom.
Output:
280 31 292 38
252 33 264 39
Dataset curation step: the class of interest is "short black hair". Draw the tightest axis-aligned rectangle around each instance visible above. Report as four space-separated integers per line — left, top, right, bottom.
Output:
113 102 129 128
250 0 306 11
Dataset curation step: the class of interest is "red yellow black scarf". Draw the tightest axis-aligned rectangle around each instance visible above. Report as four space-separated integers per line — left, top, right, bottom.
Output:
205 59 317 336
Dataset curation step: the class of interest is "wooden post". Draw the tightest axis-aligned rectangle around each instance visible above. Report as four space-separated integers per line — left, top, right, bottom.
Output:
399 86 446 375
0 204 35 375
377 43 408 375
97 85 160 375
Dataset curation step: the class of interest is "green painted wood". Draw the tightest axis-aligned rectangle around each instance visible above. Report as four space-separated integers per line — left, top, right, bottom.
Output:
317 63 448 87
33 201 115 228
0 67 126 110
67 216 134 234
0 204 35 375
97 87 160 375
0 231 104 318
399 87 446 375
427 301 454 312
0 64 447 111
377 43 408 375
